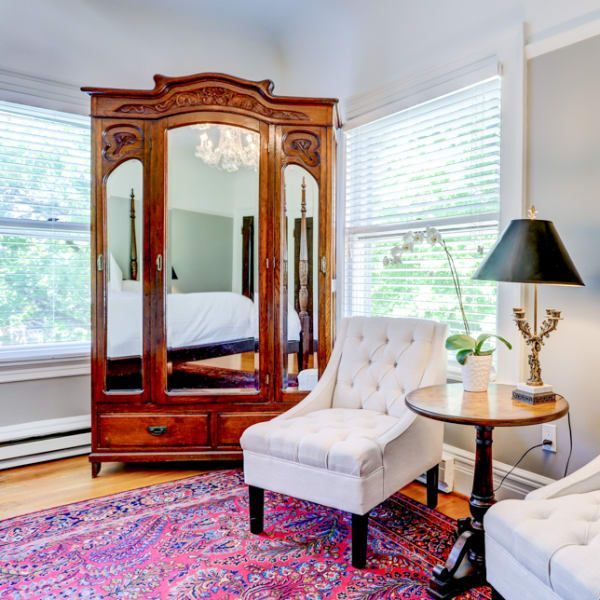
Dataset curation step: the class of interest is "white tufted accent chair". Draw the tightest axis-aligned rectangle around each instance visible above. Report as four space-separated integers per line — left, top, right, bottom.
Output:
241 316 447 567
485 454 600 600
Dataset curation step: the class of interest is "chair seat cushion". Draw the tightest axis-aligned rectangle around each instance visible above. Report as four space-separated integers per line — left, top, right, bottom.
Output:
485 490 600 600
241 408 399 477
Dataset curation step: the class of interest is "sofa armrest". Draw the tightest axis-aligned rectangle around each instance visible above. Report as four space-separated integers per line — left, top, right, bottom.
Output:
526 455 600 500
275 319 349 420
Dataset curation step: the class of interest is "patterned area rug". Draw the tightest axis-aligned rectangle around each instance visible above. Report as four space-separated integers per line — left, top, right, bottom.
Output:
0 469 490 599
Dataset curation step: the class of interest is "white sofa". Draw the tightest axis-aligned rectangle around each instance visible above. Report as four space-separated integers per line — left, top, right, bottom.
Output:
241 316 447 567
485 454 600 600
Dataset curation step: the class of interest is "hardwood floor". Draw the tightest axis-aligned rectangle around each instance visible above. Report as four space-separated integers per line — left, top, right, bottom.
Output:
0 455 470 521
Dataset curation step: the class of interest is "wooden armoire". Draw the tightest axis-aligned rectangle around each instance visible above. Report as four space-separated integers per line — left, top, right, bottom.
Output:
83 73 339 476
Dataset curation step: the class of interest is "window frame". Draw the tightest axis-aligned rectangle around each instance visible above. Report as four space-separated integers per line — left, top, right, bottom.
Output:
338 31 526 383
0 71 91 380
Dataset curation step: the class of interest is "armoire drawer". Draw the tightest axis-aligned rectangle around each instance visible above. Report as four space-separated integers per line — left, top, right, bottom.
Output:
216 412 280 446
98 414 209 448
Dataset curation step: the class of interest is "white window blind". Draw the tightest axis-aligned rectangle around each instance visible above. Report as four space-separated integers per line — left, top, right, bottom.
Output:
0 100 91 360
344 77 501 340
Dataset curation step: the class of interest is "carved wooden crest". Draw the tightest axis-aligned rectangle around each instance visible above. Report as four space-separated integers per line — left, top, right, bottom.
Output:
116 86 309 121
102 124 144 162
282 131 321 169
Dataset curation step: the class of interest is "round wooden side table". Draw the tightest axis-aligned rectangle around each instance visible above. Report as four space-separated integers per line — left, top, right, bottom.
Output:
406 383 568 600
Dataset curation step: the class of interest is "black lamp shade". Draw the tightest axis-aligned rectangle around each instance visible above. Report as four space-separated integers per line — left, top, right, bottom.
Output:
473 219 584 286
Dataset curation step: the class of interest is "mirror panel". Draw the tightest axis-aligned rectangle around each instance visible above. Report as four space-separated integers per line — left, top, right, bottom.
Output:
105 159 144 391
282 165 319 392
166 124 260 393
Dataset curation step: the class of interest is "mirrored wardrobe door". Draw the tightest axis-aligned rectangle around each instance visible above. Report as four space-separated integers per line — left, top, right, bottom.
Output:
105 159 144 391
165 123 261 393
281 165 320 392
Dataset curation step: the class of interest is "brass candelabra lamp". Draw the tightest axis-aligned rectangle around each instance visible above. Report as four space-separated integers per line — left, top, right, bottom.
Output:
474 206 584 403
513 303 561 387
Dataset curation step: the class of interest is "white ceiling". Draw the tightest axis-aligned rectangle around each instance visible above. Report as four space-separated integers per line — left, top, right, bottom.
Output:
1 0 599 105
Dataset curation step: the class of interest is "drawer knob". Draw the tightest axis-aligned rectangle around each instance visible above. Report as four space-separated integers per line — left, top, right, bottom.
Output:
147 425 168 436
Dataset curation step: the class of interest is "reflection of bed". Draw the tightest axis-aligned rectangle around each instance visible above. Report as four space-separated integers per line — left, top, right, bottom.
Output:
108 290 300 358
106 187 314 390
106 289 301 388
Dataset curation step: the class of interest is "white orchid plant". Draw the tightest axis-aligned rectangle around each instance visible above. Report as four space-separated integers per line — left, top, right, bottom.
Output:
384 227 511 365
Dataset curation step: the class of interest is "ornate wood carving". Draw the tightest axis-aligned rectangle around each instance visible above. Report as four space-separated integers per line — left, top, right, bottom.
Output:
102 124 143 162
282 130 321 169
116 87 309 121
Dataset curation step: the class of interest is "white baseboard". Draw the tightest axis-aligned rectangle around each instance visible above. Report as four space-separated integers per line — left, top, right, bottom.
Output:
416 451 456 493
443 443 555 500
0 414 91 470
0 414 91 443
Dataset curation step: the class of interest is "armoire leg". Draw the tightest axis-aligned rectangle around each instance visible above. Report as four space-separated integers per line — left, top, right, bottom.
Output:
91 462 101 478
249 486 264 534
427 464 440 509
351 512 369 568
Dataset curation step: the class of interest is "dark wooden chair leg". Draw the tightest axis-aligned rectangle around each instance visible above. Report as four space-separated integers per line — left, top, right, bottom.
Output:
426 464 439 509
351 512 369 568
249 486 264 534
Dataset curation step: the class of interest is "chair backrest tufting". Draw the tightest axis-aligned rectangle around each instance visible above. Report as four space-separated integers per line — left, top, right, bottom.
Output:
331 316 447 418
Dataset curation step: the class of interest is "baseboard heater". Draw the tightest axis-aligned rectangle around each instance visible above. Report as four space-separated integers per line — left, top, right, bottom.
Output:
0 415 91 470
416 452 455 493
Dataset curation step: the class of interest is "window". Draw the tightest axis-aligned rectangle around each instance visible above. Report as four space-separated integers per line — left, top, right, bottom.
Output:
0 100 90 361
344 77 501 349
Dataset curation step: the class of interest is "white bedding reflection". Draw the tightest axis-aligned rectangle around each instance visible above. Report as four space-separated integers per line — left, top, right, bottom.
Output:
107 290 300 358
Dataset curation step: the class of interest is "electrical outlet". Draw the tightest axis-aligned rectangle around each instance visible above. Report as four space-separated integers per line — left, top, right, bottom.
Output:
542 424 557 453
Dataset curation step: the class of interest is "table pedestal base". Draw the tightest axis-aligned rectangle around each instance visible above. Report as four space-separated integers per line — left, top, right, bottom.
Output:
427 426 495 599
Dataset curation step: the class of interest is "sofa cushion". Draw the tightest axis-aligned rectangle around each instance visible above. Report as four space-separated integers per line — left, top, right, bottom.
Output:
241 408 399 477
485 491 600 600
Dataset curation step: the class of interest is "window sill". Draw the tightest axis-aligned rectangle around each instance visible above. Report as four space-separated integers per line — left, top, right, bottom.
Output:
0 355 90 384
447 368 462 383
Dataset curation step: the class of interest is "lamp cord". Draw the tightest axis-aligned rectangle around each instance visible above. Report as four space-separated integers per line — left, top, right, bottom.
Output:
564 411 573 478
495 411 574 492
494 442 546 493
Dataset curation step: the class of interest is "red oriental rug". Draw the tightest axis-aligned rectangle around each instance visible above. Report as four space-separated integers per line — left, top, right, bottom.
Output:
0 469 490 599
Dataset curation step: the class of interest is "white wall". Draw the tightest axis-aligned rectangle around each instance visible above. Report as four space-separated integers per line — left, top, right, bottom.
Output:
0 0 285 92
276 0 600 103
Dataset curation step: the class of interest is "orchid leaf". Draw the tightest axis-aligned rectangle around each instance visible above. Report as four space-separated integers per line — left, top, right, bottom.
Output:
456 348 473 365
445 334 476 351
474 334 512 355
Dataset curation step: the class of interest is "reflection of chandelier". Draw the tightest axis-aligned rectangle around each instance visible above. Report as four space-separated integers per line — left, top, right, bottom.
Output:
192 124 259 172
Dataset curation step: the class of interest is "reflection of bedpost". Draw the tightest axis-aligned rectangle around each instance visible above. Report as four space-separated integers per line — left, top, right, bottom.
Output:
241 216 254 299
129 188 138 281
298 177 311 371
282 190 290 384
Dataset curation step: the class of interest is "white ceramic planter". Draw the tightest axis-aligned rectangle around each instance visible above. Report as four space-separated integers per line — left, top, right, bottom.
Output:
461 354 493 392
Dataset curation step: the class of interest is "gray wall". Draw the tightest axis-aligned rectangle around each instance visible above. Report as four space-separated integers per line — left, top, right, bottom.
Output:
168 209 234 293
445 35 600 478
